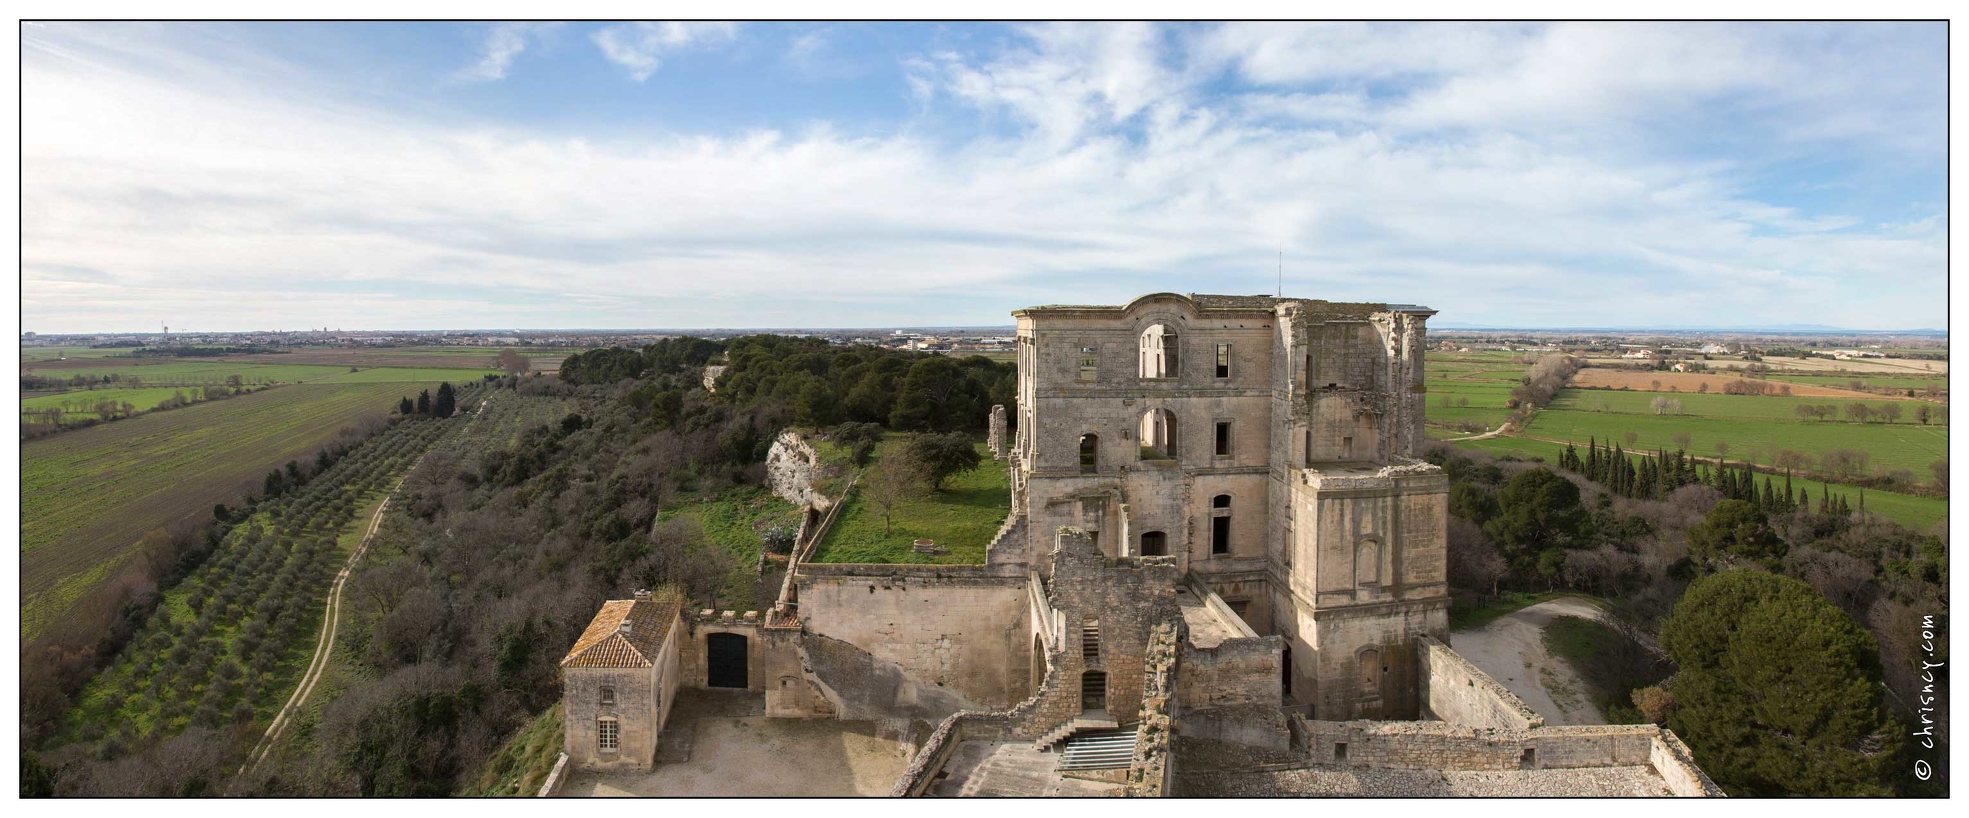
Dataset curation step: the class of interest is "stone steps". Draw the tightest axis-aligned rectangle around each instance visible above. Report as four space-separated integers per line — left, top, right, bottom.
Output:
1031 712 1121 750
1058 730 1137 771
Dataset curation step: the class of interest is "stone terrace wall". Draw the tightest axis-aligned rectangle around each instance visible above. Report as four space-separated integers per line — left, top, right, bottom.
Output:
1293 718 1724 796
797 563 1031 708
1417 635 1542 731
1650 729 1727 797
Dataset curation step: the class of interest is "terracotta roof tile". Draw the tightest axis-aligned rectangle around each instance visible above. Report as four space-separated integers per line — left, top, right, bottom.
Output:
561 599 681 668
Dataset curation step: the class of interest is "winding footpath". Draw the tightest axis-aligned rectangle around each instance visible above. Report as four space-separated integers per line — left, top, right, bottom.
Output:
236 401 486 783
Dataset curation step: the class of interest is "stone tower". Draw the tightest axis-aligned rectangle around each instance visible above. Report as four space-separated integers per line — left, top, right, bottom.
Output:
1007 293 1448 719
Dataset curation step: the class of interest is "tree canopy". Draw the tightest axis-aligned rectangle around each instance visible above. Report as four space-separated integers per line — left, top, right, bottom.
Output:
1686 499 1786 568
1660 570 1899 796
910 432 983 491
1480 467 1585 575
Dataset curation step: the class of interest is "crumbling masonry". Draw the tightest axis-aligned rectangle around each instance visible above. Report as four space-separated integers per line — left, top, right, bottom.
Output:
560 293 1719 797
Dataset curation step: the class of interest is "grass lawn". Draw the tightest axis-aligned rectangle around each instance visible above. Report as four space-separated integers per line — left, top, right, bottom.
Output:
812 437 1009 564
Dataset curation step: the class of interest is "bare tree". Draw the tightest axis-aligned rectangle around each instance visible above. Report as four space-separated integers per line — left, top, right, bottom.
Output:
1877 402 1903 424
1845 402 1872 423
1672 431 1692 451
864 449 927 536
495 348 531 376
1623 431 1639 448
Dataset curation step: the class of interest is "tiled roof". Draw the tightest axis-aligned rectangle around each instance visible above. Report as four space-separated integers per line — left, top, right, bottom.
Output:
560 598 682 668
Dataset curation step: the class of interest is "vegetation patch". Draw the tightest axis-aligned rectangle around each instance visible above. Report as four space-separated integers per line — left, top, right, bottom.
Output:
466 702 566 797
814 437 1008 564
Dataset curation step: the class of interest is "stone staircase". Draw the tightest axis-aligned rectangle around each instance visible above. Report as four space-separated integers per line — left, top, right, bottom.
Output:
1031 712 1120 751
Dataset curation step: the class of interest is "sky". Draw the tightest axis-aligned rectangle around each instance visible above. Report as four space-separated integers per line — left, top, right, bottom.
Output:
19 21 1949 333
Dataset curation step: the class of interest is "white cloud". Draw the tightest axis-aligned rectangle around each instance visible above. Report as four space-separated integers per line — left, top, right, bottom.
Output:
455 23 537 82
16 22 1948 332
592 21 738 82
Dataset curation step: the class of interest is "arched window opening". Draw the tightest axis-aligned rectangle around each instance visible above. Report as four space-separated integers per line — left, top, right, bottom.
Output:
1140 531 1167 557
1139 409 1177 460
1358 648 1381 694
1140 324 1179 378
1355 538 1381 587
1079 433 1099 474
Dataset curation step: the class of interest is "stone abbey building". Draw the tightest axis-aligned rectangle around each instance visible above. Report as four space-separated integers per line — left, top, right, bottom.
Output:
558 293 1719 797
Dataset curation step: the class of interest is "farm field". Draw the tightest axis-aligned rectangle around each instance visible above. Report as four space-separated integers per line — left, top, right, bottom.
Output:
308 366 501 384
1449 435 1947 531
21 346 138 361
1521 404 1946 478
20 381 457 640
1759 355 1947 375
54 412 459 748
1772 374 1949 392
21 386 236 418
1569 367 1903 400
21 360 355 384
213 346 573 371
1554 388 1945 424
1424 349 1528 437
813 436 1009 564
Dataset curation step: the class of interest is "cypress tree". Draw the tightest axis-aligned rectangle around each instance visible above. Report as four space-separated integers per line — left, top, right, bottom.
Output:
416 389 431 415
1761 477 1775 513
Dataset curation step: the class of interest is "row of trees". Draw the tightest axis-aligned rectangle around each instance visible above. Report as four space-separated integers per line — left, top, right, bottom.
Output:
395 383 458 419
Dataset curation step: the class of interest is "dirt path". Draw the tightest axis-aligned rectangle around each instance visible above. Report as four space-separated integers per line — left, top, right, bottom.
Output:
1448 598 1609 726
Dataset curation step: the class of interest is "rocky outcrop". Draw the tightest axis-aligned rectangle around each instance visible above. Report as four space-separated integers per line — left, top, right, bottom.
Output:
766 431 832 511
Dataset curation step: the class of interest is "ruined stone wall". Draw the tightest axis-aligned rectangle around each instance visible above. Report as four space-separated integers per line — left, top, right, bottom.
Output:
1035 528 1182 726
796 564 1031 708
1125 620 1182 797
799 632 981 723
1417 635 1542 731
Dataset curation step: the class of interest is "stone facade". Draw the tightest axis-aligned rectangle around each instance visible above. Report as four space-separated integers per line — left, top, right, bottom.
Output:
1009 292 1446 719
559 593 683 770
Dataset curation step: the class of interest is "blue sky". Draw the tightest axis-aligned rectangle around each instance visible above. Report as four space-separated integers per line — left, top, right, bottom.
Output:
20 21 1947 332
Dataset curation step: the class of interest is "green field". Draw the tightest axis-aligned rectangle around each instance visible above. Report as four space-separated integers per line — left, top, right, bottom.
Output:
1450 435 1948 531
813 437 1010 564
308 367 498 384
20 361 355 385
1424 350 1528 437
20 346 139 361
21 381 456 639
1553 388 1945 424
1521 402 1947 478
1771 374 1949 392
21 386 237 418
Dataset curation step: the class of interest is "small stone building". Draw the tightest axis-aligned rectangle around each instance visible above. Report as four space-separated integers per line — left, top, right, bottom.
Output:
560 591 683 770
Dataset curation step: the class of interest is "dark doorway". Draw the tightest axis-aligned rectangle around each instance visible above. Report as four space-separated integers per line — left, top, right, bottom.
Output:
1079 433 1099 473
1211 515 1231 555
707 632 749 688
1140 531 1167 556
1081 670 1108 712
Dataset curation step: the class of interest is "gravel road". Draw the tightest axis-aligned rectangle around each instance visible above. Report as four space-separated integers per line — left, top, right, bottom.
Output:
1448 597 1608 726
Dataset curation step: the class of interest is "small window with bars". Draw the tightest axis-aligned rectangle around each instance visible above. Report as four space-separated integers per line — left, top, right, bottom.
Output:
597 717 619 752
599 685 616 707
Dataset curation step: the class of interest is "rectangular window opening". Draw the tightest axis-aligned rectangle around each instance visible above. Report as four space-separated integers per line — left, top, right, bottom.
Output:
1334 742 1348 762
1216 343 1231 378
598 718 619 753
1212 515 1231 555
600 685 616 707
1078 345 1098 382
1215 422 1232 457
